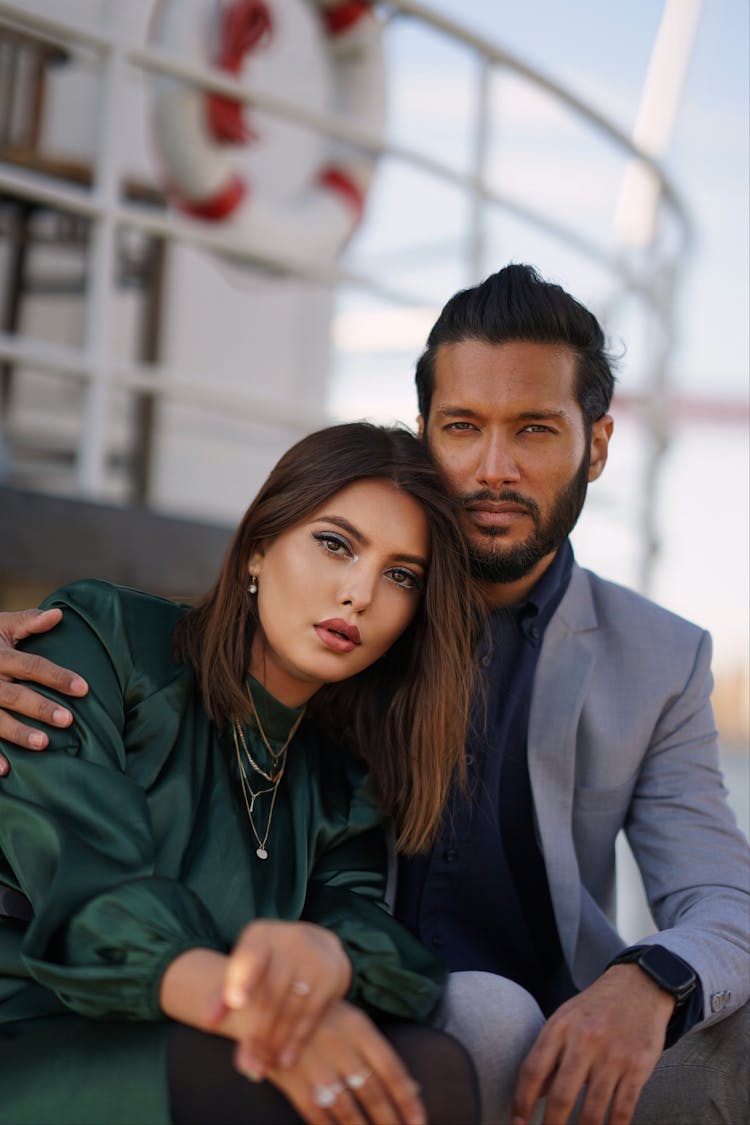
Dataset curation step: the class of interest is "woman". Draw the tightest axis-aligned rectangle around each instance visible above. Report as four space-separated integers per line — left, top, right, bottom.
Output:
0 423 481 1125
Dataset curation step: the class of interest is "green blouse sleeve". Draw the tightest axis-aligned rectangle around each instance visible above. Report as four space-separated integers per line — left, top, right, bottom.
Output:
303 769 446 1021
0 582 225 1022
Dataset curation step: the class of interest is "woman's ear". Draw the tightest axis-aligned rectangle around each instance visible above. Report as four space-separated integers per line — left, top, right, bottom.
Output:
247 549 264 580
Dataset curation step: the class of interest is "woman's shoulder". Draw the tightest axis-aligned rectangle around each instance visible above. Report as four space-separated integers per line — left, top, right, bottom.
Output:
41 580 186 634
38 579 190 684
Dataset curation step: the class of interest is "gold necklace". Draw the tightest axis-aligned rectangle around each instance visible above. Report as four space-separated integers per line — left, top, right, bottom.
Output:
231 690 306 860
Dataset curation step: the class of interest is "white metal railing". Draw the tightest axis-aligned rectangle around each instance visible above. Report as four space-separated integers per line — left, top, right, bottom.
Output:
0 0 693 576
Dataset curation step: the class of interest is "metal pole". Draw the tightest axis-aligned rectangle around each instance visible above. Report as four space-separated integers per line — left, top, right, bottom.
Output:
467 54 491 284
76 0 123 496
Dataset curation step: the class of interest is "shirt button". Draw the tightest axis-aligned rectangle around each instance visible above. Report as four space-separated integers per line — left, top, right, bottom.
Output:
444 848 458 862
480 654 491 668
529 626 540 640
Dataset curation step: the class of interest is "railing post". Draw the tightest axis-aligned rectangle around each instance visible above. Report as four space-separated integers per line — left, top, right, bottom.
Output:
76 0 124 497
467 53 491 285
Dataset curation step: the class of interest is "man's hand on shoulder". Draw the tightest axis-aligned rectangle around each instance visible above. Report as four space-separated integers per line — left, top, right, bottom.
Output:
0 608 88 773
512 964 675 1125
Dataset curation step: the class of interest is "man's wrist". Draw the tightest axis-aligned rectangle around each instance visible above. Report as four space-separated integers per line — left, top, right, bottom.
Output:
608 945 697 1006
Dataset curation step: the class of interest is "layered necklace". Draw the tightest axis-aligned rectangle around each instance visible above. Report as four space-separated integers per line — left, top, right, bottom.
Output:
231 686 306 860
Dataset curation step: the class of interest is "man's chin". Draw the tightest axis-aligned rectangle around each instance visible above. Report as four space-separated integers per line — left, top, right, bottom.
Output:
468 537 549 584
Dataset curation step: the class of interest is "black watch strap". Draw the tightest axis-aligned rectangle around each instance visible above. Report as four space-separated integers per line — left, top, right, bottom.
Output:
610 944 697 1005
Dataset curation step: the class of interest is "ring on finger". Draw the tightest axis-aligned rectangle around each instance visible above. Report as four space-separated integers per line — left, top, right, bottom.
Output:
345 1069 372 1091
291 979 311 997
312 1081 344 1108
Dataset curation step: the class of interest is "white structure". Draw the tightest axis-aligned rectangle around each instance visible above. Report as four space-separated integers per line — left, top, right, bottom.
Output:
0 0 694 557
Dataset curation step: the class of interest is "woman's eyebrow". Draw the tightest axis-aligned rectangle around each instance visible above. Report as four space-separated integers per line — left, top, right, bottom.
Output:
313 516 428 569
313 515 368 544
393 552 429 569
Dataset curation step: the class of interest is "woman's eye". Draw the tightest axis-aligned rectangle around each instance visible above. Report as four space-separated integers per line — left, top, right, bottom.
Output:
313 531 352 557
387 567 422 592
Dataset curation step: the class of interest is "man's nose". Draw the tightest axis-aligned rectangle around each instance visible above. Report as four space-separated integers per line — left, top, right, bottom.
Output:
477 435 520 489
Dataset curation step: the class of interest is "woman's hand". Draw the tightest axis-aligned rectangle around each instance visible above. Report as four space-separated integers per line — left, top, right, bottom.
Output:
0 609 88 770
212 919 352 1078
266 1000 426 1125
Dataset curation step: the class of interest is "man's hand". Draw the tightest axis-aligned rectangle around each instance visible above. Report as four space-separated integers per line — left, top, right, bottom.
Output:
0 608 88 772
512 964 675 1125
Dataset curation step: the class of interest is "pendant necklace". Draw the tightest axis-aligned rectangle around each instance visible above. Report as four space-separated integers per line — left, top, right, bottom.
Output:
231 690 306 860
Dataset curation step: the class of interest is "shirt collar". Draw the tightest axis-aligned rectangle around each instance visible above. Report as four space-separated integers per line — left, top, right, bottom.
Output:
490 540 574 647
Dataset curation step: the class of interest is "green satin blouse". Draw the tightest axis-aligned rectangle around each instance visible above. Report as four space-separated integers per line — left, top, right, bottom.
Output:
0 580 444 1124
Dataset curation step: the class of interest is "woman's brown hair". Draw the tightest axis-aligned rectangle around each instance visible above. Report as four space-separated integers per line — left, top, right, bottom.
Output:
173 422 483 854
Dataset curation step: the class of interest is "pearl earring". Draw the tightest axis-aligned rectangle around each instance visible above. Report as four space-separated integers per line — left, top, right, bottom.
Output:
248 576 258 595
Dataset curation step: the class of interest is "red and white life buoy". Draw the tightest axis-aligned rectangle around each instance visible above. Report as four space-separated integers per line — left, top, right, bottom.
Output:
150 0 386 262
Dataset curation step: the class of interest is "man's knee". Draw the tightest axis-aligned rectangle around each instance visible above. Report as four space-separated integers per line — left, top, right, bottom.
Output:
433 971 545 1125
634 999 750 1125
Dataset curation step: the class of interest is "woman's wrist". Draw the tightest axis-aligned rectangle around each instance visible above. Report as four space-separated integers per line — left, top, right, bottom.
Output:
160 947 232 1031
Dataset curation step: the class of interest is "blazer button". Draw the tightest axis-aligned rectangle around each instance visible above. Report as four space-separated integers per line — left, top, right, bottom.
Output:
710 990 731 1013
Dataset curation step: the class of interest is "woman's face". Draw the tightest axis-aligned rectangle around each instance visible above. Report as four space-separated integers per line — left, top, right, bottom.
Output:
248 478 430 706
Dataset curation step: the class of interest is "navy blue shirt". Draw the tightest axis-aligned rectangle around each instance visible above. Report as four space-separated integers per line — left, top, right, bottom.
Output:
396 542 574 1013
396 541 702 1038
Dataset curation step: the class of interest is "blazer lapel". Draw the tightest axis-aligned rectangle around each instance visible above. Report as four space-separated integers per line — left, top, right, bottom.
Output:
528 565 597 973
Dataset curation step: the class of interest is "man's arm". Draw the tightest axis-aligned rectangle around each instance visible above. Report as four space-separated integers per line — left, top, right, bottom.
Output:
0 608 88 771
515 622 749 1125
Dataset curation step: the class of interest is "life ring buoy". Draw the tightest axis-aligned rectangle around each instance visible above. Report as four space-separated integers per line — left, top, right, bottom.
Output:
150 0 386 262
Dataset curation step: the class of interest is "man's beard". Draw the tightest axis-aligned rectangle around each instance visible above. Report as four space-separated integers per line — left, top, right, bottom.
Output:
463 451 590 584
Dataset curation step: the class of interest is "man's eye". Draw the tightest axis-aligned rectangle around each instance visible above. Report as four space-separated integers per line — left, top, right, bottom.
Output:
313 532 352 556
386 568 422 592
445 422 477 432
521 424 553 434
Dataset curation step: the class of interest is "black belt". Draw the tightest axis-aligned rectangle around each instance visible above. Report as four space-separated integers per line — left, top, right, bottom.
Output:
0 885 33 922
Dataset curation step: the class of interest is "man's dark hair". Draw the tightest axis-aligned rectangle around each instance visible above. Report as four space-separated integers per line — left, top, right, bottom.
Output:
415 263 616 427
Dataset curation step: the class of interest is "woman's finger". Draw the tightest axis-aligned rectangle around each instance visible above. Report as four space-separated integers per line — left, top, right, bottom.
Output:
223 934 271 1010
345 1010 425 1125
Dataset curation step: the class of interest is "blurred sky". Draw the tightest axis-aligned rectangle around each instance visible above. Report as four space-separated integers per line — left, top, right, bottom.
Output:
328 0 749 684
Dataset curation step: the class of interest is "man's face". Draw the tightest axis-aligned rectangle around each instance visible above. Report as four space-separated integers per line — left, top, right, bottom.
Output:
421 339 612 597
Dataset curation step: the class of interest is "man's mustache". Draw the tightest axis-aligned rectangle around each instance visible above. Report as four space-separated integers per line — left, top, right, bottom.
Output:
459 489 541 521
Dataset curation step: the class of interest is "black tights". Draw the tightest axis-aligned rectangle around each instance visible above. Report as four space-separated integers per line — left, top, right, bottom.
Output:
168 1020 479 1125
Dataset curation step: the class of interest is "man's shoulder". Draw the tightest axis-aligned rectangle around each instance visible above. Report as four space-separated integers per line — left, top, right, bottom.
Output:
564 564 708 645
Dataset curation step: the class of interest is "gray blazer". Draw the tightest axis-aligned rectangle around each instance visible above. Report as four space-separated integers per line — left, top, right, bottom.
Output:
531 563 749 1027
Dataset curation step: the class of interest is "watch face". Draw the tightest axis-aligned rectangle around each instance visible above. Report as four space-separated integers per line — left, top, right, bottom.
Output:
640 946 695 993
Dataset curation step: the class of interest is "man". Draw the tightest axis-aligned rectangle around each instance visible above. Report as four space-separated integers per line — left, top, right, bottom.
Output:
1 265 748 1124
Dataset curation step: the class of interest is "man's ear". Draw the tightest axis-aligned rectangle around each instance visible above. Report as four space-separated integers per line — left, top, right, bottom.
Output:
588 413 614 482
417 414 425 439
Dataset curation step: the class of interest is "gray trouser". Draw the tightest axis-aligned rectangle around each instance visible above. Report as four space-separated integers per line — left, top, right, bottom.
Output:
433 970 750 1125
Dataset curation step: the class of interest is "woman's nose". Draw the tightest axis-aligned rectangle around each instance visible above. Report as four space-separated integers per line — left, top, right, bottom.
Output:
339 568 376 613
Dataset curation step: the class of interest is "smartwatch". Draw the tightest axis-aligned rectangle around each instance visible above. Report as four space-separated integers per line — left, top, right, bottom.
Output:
610 945 697 1005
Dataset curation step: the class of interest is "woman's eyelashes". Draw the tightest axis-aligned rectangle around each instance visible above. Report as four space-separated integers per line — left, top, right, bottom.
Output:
386 567 423 592
312 531 423 593
313 530 354 558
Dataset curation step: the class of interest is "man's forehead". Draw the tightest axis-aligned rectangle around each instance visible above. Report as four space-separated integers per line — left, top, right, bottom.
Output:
431 339 579 404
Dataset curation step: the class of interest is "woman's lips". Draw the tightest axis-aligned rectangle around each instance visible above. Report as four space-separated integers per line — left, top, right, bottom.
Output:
314 618 361 654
